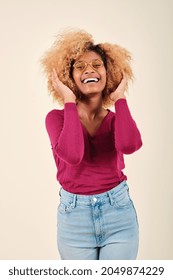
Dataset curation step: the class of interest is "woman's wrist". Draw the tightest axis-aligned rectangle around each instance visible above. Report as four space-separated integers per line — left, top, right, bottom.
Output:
111 92 126 103
114 96 126 103
64 96 76 104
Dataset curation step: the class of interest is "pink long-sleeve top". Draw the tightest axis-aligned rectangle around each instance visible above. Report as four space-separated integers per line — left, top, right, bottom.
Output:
45 99 142 195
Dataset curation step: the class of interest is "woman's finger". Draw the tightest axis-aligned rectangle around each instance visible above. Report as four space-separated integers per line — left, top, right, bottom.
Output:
51 68 59 82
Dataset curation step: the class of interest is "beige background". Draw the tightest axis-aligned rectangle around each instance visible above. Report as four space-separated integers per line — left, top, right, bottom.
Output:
0 0 172 260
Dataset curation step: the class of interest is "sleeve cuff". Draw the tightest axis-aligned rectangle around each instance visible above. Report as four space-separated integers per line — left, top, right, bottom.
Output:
64 102 77 111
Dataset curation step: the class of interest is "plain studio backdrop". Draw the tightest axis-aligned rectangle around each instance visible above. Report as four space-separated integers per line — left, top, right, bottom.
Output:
0 0 172 260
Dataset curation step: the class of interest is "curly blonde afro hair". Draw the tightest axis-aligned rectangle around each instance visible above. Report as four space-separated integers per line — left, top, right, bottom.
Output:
41 29 133 108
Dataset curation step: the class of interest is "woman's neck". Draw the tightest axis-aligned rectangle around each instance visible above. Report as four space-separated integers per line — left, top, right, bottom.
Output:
76 94 104 120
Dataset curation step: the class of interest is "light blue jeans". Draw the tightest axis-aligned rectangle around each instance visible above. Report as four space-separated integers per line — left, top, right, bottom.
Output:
57 181 139 260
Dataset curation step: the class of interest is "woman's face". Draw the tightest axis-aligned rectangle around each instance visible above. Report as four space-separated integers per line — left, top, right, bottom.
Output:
72 51 106 97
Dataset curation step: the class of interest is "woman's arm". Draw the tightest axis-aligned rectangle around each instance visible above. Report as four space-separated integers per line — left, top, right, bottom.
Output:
45 103 84 165
45 69 84 165
114 99 142 154
109 75 142 154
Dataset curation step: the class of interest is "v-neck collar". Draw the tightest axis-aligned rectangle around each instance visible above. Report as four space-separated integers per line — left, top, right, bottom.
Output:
80 110 111 138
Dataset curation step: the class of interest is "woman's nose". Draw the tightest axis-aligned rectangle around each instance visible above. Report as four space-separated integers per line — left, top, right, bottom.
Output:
84 64 95 74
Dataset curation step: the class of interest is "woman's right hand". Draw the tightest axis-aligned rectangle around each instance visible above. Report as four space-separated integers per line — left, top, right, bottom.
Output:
51 69 76 103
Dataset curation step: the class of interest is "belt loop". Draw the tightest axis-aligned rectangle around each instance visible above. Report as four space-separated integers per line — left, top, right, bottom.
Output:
71 194 77 208
59 187 62 197
108 191 114 206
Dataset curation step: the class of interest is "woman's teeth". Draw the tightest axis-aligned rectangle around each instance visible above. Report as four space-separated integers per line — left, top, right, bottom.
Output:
83 78 99 84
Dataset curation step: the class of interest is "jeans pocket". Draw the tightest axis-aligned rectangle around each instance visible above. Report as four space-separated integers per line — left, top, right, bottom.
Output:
58 200 75 214
114 189 132 208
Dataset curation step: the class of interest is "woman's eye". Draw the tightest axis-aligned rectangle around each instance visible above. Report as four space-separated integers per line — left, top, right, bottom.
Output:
74 62 85 70
77 65 84 69
93 60 102 68
94 63 100 67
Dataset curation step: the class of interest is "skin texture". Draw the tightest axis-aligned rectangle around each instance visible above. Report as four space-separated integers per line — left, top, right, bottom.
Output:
51 51 127 136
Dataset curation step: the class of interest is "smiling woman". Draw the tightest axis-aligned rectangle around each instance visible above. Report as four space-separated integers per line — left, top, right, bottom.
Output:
41 28 143 260
72 51 107 99
41 29 133 107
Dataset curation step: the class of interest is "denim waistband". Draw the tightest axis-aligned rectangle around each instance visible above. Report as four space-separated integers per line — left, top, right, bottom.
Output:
59 181 128 207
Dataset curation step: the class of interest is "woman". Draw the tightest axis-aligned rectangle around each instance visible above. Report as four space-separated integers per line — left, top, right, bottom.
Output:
41 29 142 260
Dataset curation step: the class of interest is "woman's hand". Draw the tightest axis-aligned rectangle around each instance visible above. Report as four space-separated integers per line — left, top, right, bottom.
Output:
51 69 76 103
109 74 128 103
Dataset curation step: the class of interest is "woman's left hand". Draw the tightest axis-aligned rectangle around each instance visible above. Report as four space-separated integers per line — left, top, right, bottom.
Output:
109 74 128 103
